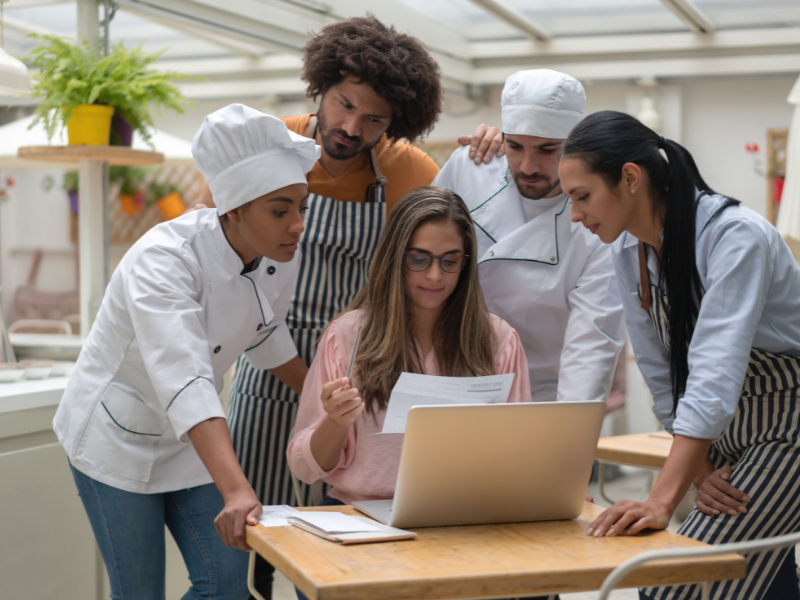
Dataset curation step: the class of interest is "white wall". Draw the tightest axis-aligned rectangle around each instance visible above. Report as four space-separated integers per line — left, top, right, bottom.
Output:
683 77 796 216
0 168 78 321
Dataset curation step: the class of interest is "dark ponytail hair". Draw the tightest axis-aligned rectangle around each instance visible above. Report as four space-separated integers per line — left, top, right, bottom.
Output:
562 110 738 414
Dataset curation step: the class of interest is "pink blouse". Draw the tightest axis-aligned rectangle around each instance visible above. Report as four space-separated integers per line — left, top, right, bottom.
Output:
286 309 531 504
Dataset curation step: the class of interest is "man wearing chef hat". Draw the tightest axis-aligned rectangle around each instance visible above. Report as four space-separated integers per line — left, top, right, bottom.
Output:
54 104 318 600
434 69 625 406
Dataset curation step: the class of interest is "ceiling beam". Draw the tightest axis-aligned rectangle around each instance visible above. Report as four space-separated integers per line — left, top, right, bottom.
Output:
156 55 303 76
177 77 308 99
0 0 72 6
470 27 799 61
1 14 71 38
117 0 474 83
467 0 550 41
145 16 269 57
658 0 714 34
117 0 327 53
307 0 472 60
474 53 800 85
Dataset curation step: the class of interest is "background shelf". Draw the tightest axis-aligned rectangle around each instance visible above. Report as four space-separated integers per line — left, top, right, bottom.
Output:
17 145 164 166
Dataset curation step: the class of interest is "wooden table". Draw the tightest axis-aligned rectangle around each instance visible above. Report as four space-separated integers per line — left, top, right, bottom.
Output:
596 432 673 469
246 503 745 600
594 432 673 504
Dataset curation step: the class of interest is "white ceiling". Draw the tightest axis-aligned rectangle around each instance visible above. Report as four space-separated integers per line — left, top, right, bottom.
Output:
2 0 799 102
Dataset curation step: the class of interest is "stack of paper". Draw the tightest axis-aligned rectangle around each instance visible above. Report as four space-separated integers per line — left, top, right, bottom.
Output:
290 512 382 533
288 512 417 545
257 505 301 527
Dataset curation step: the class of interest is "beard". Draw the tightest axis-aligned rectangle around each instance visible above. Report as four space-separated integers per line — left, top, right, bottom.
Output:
512 170 560 200
317 105 378 161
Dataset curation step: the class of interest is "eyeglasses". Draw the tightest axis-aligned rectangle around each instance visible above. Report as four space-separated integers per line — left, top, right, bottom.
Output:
403 251 468 273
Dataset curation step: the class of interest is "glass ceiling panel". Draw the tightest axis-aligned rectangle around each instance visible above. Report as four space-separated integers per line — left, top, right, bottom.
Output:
693 0 800 29
4 4 244 60
505 0 688 37
396 0 689 41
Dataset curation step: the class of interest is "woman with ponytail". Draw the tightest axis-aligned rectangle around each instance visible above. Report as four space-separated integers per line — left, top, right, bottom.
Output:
559 110 800 600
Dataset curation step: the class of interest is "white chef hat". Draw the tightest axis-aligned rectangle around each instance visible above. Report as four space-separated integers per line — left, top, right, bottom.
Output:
501 69 586 139
192 104 320 215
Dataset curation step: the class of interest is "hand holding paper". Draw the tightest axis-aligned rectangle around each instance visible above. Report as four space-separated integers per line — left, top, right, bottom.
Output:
381 373 515 434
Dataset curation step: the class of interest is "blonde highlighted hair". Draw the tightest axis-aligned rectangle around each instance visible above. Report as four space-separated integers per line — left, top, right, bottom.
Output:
344 186 496 414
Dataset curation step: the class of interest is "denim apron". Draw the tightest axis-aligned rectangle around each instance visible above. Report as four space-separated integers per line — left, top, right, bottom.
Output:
229 117 387 506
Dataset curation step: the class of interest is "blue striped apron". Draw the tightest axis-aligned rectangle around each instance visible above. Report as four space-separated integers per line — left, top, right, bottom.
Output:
637 242 800 600
228 127 387 506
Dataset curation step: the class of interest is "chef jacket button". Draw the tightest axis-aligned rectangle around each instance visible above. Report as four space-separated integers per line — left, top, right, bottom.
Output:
480 206 485 213
489 250 495 256
267 266 276 275
550 256 556 263
257 323 263 331
214 345 221 354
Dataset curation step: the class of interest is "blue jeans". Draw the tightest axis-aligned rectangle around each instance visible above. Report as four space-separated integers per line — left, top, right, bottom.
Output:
71 464 249 600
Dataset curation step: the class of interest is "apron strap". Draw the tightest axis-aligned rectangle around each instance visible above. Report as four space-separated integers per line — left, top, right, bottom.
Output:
305 115 389 196
304 116 316 139
638 241 651 311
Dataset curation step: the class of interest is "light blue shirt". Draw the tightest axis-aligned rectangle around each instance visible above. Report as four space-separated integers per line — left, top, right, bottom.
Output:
614 193 800 439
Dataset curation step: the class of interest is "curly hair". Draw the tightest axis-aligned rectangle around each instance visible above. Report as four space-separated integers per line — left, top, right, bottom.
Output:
302 15 442 143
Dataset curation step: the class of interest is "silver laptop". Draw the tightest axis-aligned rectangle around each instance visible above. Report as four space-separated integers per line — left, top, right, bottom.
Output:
353 401 605 528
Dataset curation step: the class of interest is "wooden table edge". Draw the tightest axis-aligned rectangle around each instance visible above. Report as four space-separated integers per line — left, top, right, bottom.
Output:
596 433 673 469
17 145 165 166
246 504 746 600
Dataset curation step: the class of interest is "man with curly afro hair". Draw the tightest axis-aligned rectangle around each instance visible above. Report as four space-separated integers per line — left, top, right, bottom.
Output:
204 15 504 600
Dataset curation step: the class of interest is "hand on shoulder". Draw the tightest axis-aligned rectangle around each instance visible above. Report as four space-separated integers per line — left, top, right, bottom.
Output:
457 124 505 165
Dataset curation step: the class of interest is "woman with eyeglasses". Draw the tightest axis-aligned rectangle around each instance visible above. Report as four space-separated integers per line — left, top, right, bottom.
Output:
286 186 531 507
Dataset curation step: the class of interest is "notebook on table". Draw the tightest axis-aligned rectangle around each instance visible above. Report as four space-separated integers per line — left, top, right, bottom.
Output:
288 511 416 545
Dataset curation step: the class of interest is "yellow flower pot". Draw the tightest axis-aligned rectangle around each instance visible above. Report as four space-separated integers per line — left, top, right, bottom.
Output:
157 192 185 221
66 104 115 146
119 194 141 215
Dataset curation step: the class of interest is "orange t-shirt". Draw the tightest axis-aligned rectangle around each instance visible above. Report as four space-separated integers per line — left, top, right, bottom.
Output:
281 114 439 211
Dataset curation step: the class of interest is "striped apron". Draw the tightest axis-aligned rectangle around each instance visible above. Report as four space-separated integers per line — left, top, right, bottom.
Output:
229 121 387 506
637 242 800 600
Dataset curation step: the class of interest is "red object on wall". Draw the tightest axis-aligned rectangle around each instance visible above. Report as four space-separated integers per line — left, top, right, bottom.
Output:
774 177 785 204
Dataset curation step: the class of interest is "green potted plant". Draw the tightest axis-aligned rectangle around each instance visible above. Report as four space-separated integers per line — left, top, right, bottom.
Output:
147 180 184 221
63 171 79 214
110 166 146 215
27 33 192 148
100 43 193 148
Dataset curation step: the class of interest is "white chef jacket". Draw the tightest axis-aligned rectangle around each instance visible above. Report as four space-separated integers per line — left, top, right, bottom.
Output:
54 208 298 494
433 146 625 403
615 192 800 439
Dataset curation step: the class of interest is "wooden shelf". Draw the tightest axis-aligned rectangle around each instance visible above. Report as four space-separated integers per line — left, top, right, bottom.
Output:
17 145 164 166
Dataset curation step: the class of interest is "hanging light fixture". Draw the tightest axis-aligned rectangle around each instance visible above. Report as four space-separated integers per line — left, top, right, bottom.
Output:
636 76 663 134
0 0 30 95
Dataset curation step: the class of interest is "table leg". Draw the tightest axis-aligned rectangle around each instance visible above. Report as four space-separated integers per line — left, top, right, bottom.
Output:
702 581 710 600
78 159 106 334
598 462 616 505
248 552 268 600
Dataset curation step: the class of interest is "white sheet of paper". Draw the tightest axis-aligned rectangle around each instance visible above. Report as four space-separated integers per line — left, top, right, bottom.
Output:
294 511 382 533
257 505 301 527
381 372 515 434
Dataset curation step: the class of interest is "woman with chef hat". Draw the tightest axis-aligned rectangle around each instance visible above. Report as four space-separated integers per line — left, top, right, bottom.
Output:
53 104 319 600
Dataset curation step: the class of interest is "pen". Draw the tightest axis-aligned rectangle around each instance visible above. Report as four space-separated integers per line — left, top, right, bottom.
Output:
346 327 361 381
